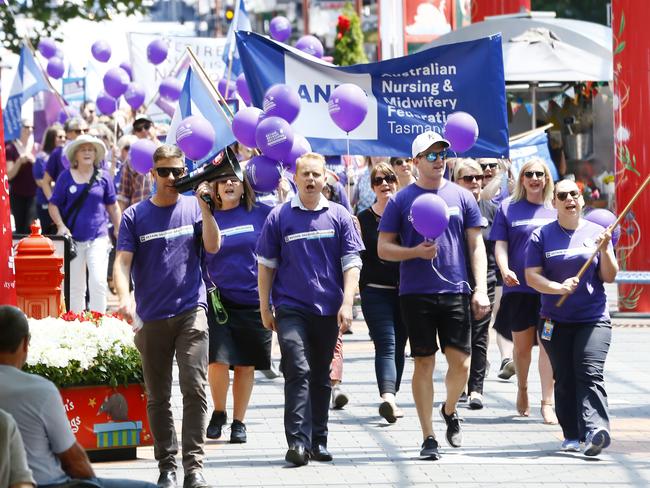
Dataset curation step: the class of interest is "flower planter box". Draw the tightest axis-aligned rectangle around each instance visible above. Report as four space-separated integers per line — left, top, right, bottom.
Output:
59 383 152 461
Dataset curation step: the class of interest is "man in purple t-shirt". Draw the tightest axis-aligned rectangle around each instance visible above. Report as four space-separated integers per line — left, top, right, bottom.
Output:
113 145 220 488
378 131 490 460
256 153 364 467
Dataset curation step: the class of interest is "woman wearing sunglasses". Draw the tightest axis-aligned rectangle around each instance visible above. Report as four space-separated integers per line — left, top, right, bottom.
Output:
525 179 617 456
453 159 498 409
389 157 416 189
357 163 407 423
489 158 558 423
202 173 273 445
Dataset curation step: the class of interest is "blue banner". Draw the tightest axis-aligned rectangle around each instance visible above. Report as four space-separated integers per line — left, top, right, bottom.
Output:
236 31 509 158
510 130 559 182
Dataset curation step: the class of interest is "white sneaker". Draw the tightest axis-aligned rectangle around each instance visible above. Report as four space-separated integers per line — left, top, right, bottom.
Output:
330 386 349 409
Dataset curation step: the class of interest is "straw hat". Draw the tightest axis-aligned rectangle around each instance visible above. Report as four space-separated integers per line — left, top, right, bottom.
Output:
64 134 106 166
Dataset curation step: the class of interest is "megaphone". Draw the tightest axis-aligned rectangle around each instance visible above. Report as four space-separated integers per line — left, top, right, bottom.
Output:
174 146 243 208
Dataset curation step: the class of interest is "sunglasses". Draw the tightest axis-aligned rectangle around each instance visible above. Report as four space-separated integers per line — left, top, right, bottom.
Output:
23 125 34 130
392 159 410 166
556 190 581 201
155 167 186 178
480 162 498 170
134 123 152 133
459 174 484 183
72 129 89 135
524 171 545 179
424 151 447 162
372 174 398 186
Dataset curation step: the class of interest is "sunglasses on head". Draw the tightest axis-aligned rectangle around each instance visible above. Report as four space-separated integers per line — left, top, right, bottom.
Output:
424 151 447 162
460 174 484 183
155 167 185 178
524 171 545 178
372 174 397 186
134 123 152 133
556 190 581 201
480 162 498 170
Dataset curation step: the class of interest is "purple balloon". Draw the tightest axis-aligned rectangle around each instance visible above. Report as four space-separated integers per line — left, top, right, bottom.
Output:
269 16 292 42
130 139 157 174
444 112 479 153
176 115 216 161
217 78 237 99
410 193 449 240
103 67 130 98
38 38 57 59
147 39 168 65
236 74 251 106
91 40 111 63
328 83 368 133
124 82 145 109
119 62 133 80
263 84 301 124
255 116 294 161
584 209 621 246
96 91 118 116
281 134 311 173
232 107 264 148
46 57 65 79
57 106 80 124
246 156 282 193
295 35 324 58
159 77 183 102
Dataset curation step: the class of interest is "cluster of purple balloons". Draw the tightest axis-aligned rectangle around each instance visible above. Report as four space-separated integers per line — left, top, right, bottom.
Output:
267 16 325 59
39 38 66 79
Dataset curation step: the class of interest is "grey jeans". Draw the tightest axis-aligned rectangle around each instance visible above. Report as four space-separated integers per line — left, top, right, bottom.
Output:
135 307 209 473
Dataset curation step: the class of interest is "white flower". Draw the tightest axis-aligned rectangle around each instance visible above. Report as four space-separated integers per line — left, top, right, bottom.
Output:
615 126 630 143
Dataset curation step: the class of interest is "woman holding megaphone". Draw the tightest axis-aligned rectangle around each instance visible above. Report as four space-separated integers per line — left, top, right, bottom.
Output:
202 170 273 445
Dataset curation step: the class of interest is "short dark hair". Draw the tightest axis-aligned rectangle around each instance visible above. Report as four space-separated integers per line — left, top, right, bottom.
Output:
0 306 29 353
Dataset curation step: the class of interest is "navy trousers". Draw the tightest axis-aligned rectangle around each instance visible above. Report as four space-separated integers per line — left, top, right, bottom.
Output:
539 319 611 441
276 306 339 449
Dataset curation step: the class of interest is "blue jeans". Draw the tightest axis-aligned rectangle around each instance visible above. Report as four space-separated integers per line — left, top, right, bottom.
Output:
360 287 408 395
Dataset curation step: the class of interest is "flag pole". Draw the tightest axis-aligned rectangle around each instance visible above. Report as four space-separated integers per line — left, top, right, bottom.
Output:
143 52 190 112
186 47 235 123
223 0 241 99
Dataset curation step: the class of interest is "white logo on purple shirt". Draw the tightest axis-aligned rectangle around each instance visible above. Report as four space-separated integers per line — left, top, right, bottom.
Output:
139 225 194 243
545 247 595 258
512 218 554 227
284 229 336 243
222 225 255 237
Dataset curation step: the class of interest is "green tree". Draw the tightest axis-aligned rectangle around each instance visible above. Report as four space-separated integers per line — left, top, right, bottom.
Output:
333 3 367 66
0 0 148 54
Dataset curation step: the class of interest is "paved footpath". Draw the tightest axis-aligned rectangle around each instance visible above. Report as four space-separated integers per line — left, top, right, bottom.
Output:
95 317 650 487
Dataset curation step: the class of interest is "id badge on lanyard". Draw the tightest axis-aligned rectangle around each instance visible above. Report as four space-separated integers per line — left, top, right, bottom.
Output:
541 318 554 341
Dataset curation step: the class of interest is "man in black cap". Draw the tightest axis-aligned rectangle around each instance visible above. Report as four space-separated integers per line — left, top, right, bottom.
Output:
118 114 158 211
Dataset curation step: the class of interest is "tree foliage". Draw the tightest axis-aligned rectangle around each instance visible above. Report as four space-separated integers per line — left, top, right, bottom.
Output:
333 3 367 67
0 0 148 54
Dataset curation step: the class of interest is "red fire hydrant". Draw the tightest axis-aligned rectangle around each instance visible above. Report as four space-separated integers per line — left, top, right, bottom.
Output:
15 221 64 319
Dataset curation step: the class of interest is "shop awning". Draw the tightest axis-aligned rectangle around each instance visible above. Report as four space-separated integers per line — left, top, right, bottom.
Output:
419 13 612 82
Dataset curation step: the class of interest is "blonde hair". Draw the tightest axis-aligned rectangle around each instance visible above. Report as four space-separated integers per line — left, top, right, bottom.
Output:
296 152 326 173
452 158 482 182
214 173 256 212
512 158 554 205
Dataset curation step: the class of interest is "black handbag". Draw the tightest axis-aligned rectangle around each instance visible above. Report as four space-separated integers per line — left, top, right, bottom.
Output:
61 169 99 259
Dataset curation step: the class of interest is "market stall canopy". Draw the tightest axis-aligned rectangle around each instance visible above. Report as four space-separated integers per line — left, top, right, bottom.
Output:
419 12 612 82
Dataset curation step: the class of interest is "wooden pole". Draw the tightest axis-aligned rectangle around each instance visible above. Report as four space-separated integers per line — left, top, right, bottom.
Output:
185 47 234 124
556 173 650 307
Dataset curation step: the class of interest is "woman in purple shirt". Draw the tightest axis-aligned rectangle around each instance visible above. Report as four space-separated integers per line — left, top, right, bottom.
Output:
49 135 121 313
490 158 557 423
526 179 617 456
33 124 66 234
203 173 272 445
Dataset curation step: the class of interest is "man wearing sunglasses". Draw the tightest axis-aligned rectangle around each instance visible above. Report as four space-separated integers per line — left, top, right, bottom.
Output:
118 115 158 211
378 130 490 460
42 118 90 201
114 145 220 488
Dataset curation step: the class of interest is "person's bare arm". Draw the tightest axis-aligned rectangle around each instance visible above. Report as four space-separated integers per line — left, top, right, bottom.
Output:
114 251 135 322
377 231 437 262
106 203 122 240
48 203 71 236
466 226 490 319
42 172 54 200
258 263 277 332
495 240 519 287
526 266 578 295
338 265 360 332
56 442 95 480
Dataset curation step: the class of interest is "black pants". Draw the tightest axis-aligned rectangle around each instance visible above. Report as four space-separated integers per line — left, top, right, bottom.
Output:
276 306 339 449
468 281 496 394
10 193 36 234
539 319 611 441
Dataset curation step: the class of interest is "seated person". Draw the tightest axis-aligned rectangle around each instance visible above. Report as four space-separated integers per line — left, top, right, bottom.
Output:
0 408 34 488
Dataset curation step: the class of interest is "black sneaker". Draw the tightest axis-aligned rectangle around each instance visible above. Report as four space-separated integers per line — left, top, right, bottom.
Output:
206 410 227 439
419 436 440 460
458 392 468 403
440 403 462 448
229 419 247 444
497 358 516 380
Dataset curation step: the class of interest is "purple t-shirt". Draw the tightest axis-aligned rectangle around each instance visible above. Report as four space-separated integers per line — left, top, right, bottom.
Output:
255 200 365 316
526 220 610 323
379 181 483 295
45 146 66 182
117 195 207 322
49 169 116 242
489 198 556 294
203 204 272 306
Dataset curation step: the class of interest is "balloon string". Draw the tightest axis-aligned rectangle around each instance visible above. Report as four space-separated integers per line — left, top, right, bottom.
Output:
430 260 472 291
346 133 351 203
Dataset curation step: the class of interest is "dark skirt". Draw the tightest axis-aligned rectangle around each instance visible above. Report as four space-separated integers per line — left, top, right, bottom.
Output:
207 299 272 370
493 291 541 339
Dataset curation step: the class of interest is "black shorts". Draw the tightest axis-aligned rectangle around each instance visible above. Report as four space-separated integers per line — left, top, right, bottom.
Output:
494 292 541 334
400 294 472 356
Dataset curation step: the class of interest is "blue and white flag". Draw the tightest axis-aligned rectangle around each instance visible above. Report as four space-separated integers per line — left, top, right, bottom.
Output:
3 45 51 141
236 31 509 158
166 63 236 172
510 129 559 181
222 0 251 80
